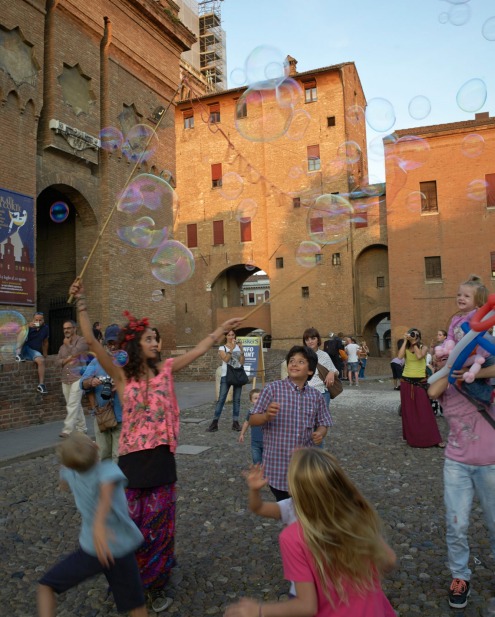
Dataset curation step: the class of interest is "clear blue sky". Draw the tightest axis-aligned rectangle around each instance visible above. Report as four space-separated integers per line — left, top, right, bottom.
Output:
220 0 494 181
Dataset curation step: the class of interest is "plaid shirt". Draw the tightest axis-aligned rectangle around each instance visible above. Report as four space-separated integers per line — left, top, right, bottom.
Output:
251 378 333 491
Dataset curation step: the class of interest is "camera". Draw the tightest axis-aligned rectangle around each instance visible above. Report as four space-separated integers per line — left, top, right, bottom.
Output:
98 376 113 400
407 329 418 339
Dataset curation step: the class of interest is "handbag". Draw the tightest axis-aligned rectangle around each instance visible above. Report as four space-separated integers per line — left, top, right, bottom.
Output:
339 349 348 361
328 376 343 399
317 363 329 382
95 402 118 432
226 363 249 387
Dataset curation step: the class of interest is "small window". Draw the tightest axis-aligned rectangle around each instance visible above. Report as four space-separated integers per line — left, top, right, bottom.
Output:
420 181 438 213
309 217 323 234
183 109 194 129
327 116 336 127
235 98 247 119
354 211 368 228
247 292 256 305
490 251 495 277
186 223 198 248
213 220 224 245
425 256 442 280
486 173 495 208
209 102 220 124
307 145 321 172
377 276 385 288
303 79 317 103
293 197 301 208
264 290 270 301
301 286 310 298
211 163 222 188
276 257 284 269
315 253 323 265
240 219 252 242
332 253 341 266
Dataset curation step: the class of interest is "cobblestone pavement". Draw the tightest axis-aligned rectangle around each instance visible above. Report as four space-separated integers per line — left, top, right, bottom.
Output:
1 380 494 617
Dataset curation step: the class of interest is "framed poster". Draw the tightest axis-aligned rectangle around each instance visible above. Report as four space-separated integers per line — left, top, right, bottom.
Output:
0 188 35 305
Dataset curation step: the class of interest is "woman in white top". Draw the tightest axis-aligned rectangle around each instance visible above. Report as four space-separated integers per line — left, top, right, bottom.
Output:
345 337 361 386
303 327 339 409
206 329 245 433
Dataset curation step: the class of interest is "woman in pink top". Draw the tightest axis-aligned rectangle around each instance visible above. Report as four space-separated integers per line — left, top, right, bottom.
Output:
70 279 242 613
224 449 396 617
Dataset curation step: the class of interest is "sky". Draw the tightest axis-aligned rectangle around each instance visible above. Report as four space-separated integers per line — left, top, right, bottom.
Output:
220 0 495 181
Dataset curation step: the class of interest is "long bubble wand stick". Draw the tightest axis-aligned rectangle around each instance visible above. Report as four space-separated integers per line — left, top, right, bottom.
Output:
67 82 183 303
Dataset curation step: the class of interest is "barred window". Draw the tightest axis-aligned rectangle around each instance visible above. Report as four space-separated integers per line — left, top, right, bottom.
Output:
425 256 442 280
420 181 438 213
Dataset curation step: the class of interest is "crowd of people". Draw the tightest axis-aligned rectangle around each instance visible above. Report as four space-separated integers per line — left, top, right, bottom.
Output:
32 273 495 616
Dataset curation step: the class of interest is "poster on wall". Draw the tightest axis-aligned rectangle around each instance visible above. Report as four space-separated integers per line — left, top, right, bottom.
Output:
0 188 35 305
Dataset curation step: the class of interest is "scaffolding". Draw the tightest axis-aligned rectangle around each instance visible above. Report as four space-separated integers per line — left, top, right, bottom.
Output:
198 0 227 91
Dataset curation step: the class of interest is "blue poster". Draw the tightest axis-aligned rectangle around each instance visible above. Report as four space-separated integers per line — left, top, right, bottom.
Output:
0 187 35 305
237 336 261 377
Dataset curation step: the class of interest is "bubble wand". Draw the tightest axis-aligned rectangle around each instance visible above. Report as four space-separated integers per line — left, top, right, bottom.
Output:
67 82 183 303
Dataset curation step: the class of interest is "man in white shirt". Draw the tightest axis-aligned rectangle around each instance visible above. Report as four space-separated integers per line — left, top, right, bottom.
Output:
345 337 361 386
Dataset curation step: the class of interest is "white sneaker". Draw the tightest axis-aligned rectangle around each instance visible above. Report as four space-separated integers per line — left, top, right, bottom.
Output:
148 591 173 613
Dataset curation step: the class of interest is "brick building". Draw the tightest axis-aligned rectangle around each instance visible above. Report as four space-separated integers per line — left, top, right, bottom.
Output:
0 0 195 353
174 58 391 351
385 112 495 346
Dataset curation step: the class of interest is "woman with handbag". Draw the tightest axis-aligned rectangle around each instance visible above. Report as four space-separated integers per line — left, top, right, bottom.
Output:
303 327 339 409
69 279 242 613
207 330 247 433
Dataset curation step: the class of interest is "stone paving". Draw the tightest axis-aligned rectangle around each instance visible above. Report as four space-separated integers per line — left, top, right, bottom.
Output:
1 380 494 617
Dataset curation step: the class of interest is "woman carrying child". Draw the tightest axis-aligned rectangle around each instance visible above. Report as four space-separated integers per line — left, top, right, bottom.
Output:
225 448 396 617
69 279 242 613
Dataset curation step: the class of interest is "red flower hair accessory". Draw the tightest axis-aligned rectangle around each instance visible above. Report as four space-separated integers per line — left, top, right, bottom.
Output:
122 310 150 342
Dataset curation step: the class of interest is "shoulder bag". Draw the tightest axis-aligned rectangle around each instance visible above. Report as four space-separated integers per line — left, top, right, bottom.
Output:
226 363 249 387
317 363 343 399
95 402 118 432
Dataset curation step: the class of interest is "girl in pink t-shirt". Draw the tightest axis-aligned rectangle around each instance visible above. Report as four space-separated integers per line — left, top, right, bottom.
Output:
225 449 396 617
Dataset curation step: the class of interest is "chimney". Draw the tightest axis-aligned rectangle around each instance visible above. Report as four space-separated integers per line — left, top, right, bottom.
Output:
475 112 489 120
286 55 298 77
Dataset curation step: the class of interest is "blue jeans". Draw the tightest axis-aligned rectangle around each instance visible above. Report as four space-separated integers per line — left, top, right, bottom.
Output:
444 458 495 581
358 358 367 378
251 441 263 465
214 377 242 420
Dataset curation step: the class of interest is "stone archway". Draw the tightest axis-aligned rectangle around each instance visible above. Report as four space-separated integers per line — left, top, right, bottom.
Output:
355 244 390 336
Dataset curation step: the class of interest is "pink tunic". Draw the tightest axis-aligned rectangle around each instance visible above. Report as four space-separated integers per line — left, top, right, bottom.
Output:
280 523 396 617
119 358 180 456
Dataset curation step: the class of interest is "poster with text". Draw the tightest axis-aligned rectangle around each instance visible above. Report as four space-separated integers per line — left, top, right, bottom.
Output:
237 336 261 377
0 187 35 305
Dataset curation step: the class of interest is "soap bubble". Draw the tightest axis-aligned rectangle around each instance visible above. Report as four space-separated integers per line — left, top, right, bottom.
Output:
337 141 362 165
394 135 430 171
117 174 178 216
151 240 195 285
245 259 256 271
467 179 488 202
296 241 321 268
345 105 365 126
235 87 293 142
0 311 28 363
276 77 303 107
286 109 311 141
50 201 69 223
307 194 352 246
236 199 258 223
220 172 244 200
405 191 425 214
244 46 288 89
230 67 247 86
117 216 168 249
366 98 396 132
122 124 158 163
448 2 470 26
438 12 449 24
461 133 485 158
99 127 123 152
408 96 431 120
112 350 129 367
69 352 96 378
456 78 487 113
482 17 495 41
151 289 164 302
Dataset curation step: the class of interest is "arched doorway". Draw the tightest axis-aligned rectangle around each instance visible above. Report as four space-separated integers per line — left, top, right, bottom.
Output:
36 184 96 352
354 244 390 336
362 312 390 357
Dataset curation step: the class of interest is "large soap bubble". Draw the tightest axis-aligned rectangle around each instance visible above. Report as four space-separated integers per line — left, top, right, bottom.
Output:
307 194 353 246
117 216 168 249
151 240 195 285
0 311 28 363
244 45 288 89
365 98 396 132
296 241 322 268
117 174 179 215
235 86 294 142
456 78 487 113
121 124 159 163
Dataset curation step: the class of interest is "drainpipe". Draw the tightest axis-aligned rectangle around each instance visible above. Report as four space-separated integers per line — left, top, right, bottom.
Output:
41 0 61 147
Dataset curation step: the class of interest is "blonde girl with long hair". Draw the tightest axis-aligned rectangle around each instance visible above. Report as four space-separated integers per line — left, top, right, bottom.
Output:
224 448 396 617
